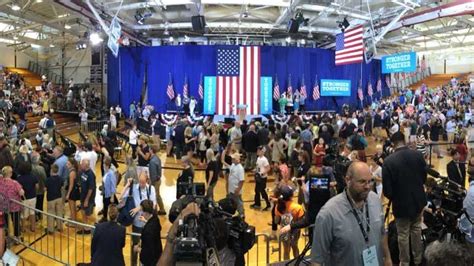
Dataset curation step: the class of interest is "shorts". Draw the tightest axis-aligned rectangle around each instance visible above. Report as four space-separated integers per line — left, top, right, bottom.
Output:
80 202 95 216
22 198 37 217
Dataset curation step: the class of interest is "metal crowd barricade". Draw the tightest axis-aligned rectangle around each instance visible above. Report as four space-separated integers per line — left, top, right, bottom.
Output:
2 198 147 266
2 194 318 265
87 120 109 133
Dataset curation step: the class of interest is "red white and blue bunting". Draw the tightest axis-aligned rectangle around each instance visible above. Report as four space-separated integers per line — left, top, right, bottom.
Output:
270 114 291 125
160 114 178 126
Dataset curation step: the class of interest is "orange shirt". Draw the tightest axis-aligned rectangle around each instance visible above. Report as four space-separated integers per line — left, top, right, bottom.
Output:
275 201 305 220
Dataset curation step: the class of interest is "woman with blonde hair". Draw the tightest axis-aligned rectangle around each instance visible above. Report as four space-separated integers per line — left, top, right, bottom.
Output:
205 149 220 200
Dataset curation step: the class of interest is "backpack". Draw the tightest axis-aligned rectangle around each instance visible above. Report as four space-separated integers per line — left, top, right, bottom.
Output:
46 119 54 128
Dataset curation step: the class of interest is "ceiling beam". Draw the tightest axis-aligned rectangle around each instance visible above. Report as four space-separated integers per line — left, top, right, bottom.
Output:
300 4 371 21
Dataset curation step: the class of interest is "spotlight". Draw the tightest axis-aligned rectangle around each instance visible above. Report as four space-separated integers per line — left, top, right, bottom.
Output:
308 31 313 38
300 39 306 45
169 36 174 42
89 32 103 45
135 8 153 25
163 28 169 35
338 17 350 32
49 44 55 48
285 36 292 43
76 41 87 50
11 3 20 11
13 36 18 40
184 35 190 42
64 24 71 29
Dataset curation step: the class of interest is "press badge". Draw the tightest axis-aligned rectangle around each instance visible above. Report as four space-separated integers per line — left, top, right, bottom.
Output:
362 245 379 266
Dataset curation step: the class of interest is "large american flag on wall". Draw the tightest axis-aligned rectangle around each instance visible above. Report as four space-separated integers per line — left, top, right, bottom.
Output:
216 46 261 115
335 25 364 65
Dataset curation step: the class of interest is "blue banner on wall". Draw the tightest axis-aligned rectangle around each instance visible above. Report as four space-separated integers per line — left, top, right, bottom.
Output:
260 77 273 114
203 76 216 115
381 52 417 73
320 79 352 97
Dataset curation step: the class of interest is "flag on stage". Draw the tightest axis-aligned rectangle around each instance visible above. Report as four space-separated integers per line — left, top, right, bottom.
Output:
198 73 204 99
183 74 189 99
273 75 280 100
216 46 261 115
313 75 320 101
287 74 293 97
376 76 382 92
357 79 364 101
367 79 373 97
421 55 426 71
335 25 364 65
166 73 175 100
385 75 391 87
300 75 307 98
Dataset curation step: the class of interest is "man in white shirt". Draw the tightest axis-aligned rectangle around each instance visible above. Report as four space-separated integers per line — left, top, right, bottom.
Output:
82 142 98 174
250 146 271 211
129 124 139 159
66 88 73 110
228 153 245 218
446 118 456 149
79 108 88 132
189 96 196 116
39 114 48 130
115 105 122 119
110 110 117 130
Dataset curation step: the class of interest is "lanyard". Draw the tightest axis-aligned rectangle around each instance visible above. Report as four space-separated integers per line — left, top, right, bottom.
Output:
345 190 370 243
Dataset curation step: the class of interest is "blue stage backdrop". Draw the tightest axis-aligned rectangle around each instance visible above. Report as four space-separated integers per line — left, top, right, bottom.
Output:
108 45 389 115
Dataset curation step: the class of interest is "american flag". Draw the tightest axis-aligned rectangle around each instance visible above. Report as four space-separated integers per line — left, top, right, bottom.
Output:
198 73 204 99
300 75 307 98
335 25 364 65
367 80 373 97
287 74 293 98
216 46 261 115
385 75 391 88
183 75 189 99
421 55 427 71
357 79 363 101
273 76 280 100
376 77 382 92
313 76 320 101
166 73 175 100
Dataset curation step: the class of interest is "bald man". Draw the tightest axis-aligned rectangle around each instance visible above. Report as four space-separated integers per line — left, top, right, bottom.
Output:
311 162 392 266
78 159 96 235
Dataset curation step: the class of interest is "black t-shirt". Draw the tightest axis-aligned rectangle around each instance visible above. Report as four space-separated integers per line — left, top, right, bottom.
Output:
177 167 194 185
205 160 220 185
80 169 96 203
430 124 441 141
138 144 150 166
45 175 64 201
17 174 38 199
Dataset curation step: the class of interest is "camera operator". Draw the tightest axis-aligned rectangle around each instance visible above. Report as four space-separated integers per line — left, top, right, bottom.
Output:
446 149 466 186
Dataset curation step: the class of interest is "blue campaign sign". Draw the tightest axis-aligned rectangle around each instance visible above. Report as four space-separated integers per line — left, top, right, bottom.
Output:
260 77 273 114
320 79 352 97
382 52 417 73
203 76 216 115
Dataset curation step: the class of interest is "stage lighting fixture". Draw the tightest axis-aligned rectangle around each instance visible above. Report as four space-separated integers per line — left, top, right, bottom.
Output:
49 44 55 48
75 41 87 50
300 39 306 45
89 32 103 45
184 35 190 42
13 36 18 40
285 36 292 43
169 36 174 42
163 28 169 35
64 24 71 29
308 31 313 38
11 3 20 11
342 17 350 29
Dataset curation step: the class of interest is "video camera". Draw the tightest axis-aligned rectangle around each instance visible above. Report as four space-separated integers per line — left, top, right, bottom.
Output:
169 182 256 265
425 167 467 241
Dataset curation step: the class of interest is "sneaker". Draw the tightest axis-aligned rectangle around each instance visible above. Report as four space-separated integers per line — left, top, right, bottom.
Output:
262 206 270 211
250 204 261 209
157 210 167 216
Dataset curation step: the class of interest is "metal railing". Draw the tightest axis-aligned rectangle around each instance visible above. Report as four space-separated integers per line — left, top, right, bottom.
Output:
1 195 315 265
27 61 61 85
86 120 110 133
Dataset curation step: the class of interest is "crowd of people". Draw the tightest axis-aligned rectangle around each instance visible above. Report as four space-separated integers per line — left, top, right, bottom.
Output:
0 67 473 265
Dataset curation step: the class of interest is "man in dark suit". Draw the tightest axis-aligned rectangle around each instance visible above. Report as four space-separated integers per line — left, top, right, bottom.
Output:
91 205 125 266
134 199 162 266
382 132 427 266
447 149 466 186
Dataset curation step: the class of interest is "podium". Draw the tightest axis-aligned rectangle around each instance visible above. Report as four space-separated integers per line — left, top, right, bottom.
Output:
237 104 247 121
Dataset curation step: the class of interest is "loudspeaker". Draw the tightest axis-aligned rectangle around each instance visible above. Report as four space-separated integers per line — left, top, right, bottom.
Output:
224 117 235 124
191 16 206 33
287 19 299 34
